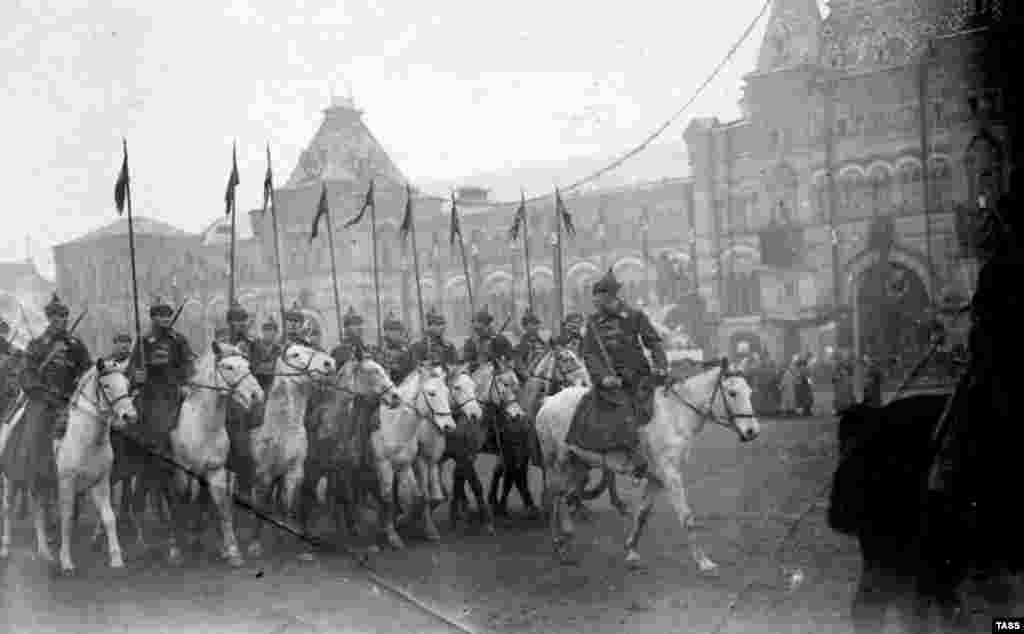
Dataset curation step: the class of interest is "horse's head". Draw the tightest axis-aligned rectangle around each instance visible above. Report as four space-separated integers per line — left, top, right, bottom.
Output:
481 361 524 421
94 357 137 428
278 342 336 380
352 357 401 408
210 341 264 411
446 364 482 424
670 357 759 442
553 347 590 387
413 366 456 432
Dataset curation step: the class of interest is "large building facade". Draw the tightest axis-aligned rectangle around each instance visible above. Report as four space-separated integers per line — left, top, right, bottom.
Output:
685 0 1006 363
54 97 701 349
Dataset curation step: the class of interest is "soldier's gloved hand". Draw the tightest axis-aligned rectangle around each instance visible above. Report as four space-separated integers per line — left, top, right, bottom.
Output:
601 376 622 389
133 368 147 384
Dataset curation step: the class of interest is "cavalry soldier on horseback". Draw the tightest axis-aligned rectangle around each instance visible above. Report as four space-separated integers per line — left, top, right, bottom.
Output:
225 301 255 357
0 318 26 416
223 301 260 486
568 269 667 479
378 311 413 383
409 308 459 368
108 332 133 364
251 317 281 392
330 307 370 367
462 307 513 372
284 302 311 347
0 293 91 493
513 310 548 381
127 295 195 470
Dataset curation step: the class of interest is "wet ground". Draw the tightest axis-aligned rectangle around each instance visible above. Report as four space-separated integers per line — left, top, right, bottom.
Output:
3 416 866 634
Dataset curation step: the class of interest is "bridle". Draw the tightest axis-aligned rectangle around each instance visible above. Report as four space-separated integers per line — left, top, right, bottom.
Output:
334 359 401 402
70 367 134 421
187 352 257 397
404 372 453 429
663 369 756 436
485 361 522 417
447 370 481 416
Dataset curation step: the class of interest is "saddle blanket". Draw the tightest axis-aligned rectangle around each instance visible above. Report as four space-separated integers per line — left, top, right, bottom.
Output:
564 382 654 454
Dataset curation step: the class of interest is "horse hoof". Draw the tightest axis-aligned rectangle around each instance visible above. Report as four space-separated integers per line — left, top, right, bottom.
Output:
482 523 496 537
37 551 55 564
523 506 542 520
167 549 184 566
61 566 76 577
424 531 441 543
698 559 719 574
297 552 316 562
110 556 125 569
386 534 405 550
625 551 644 569
0 548 9 560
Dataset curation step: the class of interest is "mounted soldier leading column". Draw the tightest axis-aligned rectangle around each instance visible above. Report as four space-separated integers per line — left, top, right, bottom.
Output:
567 269 668 479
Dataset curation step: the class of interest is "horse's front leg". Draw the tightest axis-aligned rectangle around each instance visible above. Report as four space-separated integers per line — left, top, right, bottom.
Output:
464 460 494 535
58 476 79 573
488 457 505 515
624 478 658 569
1 476 13 559
663 469 716 573
90 477 125 570
246 475 273 559
413 458 440 542
29 487 55 563
208 467 242 567
376 460 404 550
548 459 579 564
282 466 314 561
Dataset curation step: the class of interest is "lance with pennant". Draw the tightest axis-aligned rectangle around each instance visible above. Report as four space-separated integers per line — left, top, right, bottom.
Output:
114 138 143 373
310 181 344 344
400 183 426 337
264 145 288 341
449 191 475 316
552 188 576 325
509 189 534 313
225 141 240 306
344 180 382 346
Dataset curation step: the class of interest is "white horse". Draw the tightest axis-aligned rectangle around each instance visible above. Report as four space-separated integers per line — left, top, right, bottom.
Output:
537 359 760 568
166 341 264 567
1 359 137 569
373 365 456 549
54 359 139 574
246 342 336 560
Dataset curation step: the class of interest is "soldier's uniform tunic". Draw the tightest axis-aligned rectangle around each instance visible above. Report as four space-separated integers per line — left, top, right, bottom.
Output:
127 326 195 460
225 303 260 480
378 340 413 384
251 337 282 393
514 332 548 380
409 336 459 368
0 296 90 490
0 325 26 418
462 308 514 372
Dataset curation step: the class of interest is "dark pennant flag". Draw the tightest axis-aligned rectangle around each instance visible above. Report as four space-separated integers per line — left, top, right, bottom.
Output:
509 190 527 241
449 192 462 246
225 142 240 216
400 183 414 242
343 179 375 228
310 182 329 243
114 139 130 215
263 145 274 211
555 188 576 238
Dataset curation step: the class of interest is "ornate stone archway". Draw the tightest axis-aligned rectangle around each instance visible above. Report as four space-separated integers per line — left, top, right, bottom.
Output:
851 255 931 362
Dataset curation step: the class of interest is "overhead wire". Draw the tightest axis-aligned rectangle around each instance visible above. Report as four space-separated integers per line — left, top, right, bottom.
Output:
414 0 775 207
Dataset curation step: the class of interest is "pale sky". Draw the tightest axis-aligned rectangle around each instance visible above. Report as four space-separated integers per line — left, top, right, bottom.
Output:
2 0 824 279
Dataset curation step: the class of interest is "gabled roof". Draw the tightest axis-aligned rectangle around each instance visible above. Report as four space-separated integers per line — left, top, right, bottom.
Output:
60 216 192 247
284 96 408 191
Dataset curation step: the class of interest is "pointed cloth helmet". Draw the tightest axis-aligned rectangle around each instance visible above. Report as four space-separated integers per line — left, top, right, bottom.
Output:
226 301 248 323
426 307 446 326
45 292 70 318
592 268 621 295
149 295 173 318
473 306 493 325
284 301 304 324
343 306 364 327
383 311 402 331
520 310 541 327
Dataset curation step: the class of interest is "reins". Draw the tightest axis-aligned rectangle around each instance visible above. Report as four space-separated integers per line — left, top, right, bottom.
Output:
663 369 755 435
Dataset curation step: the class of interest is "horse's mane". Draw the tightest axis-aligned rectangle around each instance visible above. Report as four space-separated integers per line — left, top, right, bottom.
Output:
397 368 421 400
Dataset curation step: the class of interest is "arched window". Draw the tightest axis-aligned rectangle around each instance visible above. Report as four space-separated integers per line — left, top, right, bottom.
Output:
837 173 860 221
896 161 923 213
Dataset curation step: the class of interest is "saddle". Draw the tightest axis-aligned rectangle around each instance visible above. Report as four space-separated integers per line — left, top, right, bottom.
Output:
565 377 656 455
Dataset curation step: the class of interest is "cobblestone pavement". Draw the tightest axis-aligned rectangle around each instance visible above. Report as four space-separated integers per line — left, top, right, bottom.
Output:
2 415 877 634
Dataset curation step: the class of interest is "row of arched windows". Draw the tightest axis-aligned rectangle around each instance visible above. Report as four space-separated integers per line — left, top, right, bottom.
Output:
809 158 956 222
